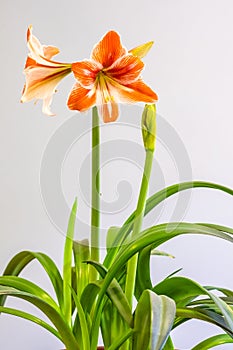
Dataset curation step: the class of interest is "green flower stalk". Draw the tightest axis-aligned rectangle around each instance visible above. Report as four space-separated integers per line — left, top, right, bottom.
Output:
90 106 101 281
125 104 156 307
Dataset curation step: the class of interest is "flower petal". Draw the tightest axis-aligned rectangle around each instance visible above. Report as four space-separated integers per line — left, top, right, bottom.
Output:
106 54 144 84
71 60 101 88
27 26 64 67
43 45 60 59
95 81 119 122
91 31 126 68
116 79 158 103
129 41 154 59
21 65 71 115
98 102 119 123
21 66 71 101
42 95 55 116
67 83 96 111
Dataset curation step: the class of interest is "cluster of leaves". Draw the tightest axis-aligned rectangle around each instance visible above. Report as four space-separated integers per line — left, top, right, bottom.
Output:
1 181 233 349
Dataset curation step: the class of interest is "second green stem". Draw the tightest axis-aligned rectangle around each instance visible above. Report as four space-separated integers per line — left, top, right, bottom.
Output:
125 149 154 307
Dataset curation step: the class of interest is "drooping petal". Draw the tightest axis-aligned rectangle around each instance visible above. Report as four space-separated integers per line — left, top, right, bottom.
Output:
43 45 60 59
22 65 71 100
21 64 72 115
129 41 154 59
71 60 101 88
22 26 72 115
98 101 119 123
91 31 126 68
115 79 158 103
27 25 44 60
27 26 63 67
95 80 119 122
105 54 144 84
67 83 96 111
42 95 55 116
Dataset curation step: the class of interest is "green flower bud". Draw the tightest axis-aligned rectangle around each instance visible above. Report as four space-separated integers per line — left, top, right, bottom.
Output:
141 104 156 151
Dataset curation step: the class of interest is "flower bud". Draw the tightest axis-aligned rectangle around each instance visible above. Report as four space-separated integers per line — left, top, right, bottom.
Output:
141 104 156 151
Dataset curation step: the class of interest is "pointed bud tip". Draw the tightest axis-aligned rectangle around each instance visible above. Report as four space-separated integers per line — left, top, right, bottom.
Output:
141 104 156 151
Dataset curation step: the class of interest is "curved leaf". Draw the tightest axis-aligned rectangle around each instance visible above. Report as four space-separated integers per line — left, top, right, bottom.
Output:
108 329 133 350
154 276 233 332
0 251 63 308
73 239 90 298
0 305 61 340
104 181 233 267
133 290 176 350
176 307 233 336
0 276 58 310
71 289 90 350
92 222 233 344
0 285 79 350
135 245 153 299
86 261 133 326
191 334 233 350
154 276 207 306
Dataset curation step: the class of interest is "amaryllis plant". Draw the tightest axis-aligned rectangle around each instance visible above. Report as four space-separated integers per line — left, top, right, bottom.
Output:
1 27 233 350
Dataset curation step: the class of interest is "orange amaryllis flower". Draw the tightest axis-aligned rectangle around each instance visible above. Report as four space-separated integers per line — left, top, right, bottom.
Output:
21 26 72 115
67 31 158 122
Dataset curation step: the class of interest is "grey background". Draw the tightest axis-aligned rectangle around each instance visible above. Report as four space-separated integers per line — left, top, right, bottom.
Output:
1 0 233 349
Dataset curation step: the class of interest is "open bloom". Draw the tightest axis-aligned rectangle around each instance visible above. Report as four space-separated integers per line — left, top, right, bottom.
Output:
67 31 158 122
21 26 72 115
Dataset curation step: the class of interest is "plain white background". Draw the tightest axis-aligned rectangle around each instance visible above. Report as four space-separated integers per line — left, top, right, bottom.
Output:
1 0 233 349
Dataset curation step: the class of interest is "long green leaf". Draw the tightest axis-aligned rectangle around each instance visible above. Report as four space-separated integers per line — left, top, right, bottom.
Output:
73 239 90 298
71 289 90 350
108 329 133 350
0 285 79 350
163 337 175 350
175 307 233 336
191 334 233 350
92 222 233 343
86 261 133 326
133 290 176 350
0 276 58 310
0 251 63 308
205 285 233 298
188 297 233 308
135 245 154 300
63 198 77 325
207 290 233 332
154 276 207 306
154 276 233 332
104 181 233 267
0 305 61 340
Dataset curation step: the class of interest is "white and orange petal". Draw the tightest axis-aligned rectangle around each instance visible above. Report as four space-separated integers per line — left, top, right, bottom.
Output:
27 25 64 67
95 83 119 123
21 64 72 115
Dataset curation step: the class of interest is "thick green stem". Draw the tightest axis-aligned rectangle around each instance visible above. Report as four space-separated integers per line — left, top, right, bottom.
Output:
125 149 154 307
90 106 100 281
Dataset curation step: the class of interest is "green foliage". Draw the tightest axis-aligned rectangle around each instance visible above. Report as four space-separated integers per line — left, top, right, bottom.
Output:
1 179 233 349
133 290 175 350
